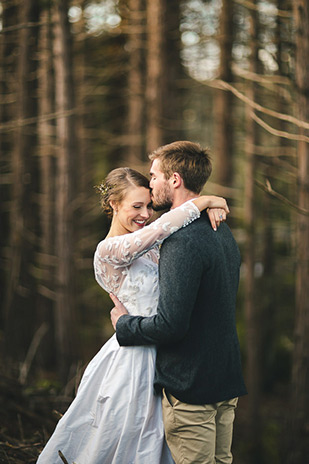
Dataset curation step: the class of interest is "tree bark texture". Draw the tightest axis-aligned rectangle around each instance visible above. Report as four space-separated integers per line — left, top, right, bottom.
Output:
145 0 164 153
244 1 262 460
288 1 309 461
126 0 145 165
37 2 56 367
214 0 234 188
52 0 78 379
4 0 40 364
161 0 185 144
0 0 19 331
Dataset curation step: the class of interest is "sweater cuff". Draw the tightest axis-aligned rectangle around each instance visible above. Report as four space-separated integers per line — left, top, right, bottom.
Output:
116 314 134 346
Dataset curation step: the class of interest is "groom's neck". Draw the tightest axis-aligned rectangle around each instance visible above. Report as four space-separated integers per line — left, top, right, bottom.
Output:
171 189 199 209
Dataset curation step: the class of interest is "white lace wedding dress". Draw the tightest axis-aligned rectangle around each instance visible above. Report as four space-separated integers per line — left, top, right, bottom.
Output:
36 200 200 464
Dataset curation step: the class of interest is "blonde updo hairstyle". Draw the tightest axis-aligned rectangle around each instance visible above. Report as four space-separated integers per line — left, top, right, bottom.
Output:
97 167 150 218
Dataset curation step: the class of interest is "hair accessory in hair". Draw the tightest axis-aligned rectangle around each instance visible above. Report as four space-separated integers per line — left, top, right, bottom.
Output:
95 181 111 197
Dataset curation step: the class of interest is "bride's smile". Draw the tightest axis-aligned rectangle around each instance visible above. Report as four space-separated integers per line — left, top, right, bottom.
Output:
110 186 153 235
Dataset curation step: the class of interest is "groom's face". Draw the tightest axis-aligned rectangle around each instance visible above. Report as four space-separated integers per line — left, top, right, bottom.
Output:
149 159 173 211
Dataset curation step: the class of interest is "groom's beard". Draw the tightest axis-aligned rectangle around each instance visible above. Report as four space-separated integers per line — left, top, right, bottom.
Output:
151 184 173 211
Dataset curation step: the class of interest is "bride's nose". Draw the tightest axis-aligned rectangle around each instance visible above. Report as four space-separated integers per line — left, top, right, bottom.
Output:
140 207 151 219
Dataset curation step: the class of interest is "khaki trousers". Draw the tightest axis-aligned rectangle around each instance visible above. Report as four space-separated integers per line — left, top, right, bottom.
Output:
162 389 238 464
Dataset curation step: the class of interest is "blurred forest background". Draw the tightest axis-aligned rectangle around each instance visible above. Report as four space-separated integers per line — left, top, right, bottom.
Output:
0 0 309 463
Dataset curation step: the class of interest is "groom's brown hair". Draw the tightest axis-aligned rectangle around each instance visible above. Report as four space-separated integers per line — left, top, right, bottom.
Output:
149 141 212 194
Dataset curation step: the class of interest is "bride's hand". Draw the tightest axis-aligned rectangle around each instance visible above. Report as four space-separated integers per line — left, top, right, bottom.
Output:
207 207 227 231
192 196 229 230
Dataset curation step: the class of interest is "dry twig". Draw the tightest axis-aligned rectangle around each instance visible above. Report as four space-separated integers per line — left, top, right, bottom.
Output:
204 79 309 131
0 21 46 34
19 323 48 385
251 112 309 144
255 179 309 216
233 0 291 18
58 450 69 464
232 64 291 86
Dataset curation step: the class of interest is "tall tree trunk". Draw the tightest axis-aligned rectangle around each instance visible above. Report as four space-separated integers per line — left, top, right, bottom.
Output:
244 1 262 461
37 1 56 367
127 0 145 165
145 0 164 153
4 0 40 366
53 0 78 380
214 0 234 188
0 0 18 331
288 1 309 461
259 165 275 394
161 0 184 144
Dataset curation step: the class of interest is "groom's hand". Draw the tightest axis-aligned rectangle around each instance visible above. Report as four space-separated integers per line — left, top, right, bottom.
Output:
110 293 129 330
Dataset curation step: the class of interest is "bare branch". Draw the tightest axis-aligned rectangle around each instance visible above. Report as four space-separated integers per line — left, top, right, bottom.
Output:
0 441 42 449
0 108 77 133
19 323 49 385
203 79 309 130
53 410 64 420
58 450 70 464
232 64 291 86
255 179 309 216
0 21 46 34
38 285 57 301
251 112 309 143
233 0 291 18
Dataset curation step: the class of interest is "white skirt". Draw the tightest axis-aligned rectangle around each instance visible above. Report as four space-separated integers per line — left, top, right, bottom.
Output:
36 334 173 464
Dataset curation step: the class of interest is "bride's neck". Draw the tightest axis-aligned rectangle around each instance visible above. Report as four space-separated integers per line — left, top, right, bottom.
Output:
106 217 128 238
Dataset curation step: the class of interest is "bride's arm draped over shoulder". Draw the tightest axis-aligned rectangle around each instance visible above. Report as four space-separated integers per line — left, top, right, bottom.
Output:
95 200 200 266
93 200 200 294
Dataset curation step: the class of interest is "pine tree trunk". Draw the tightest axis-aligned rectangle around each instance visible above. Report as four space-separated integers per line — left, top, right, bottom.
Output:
52 0 78 380
145 0 164 152
214 0 234 188
0 0 18 331
288 1 309 461
244 1 262 460
161 0 184 144
37 2 56 367
4 0 40 366
127 0 145 165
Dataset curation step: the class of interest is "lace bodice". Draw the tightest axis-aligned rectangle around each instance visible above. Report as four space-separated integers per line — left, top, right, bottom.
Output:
94 200 200 316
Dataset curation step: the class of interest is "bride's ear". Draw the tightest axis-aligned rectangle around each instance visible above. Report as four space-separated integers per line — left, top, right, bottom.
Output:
110 200 118 215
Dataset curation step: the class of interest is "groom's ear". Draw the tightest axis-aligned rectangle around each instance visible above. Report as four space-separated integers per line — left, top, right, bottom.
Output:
170 172 182 189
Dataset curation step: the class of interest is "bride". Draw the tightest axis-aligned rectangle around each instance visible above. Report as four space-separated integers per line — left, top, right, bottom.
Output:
36 167 228 464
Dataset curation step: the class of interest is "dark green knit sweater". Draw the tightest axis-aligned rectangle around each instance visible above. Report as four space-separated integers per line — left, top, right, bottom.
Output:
116 212 247 404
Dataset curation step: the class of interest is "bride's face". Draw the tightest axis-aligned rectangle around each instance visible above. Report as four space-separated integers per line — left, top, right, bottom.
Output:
113 186 153 234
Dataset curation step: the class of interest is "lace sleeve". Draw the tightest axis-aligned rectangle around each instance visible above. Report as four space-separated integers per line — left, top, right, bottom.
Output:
95 200 200 266
94 200 200 294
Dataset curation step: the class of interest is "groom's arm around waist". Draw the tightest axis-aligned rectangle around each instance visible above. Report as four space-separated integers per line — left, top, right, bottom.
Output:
116 232 202 346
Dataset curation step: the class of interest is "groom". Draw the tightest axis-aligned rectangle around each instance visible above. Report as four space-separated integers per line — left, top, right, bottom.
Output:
110 141 247 464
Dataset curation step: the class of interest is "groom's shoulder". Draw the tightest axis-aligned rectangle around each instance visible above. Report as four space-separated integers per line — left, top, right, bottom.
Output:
181 212 211 235
169 213 236 244
167 213 210 244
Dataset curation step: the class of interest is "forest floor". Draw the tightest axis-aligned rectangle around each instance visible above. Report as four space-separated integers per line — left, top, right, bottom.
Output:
0 372 286 464
0 373 70 464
